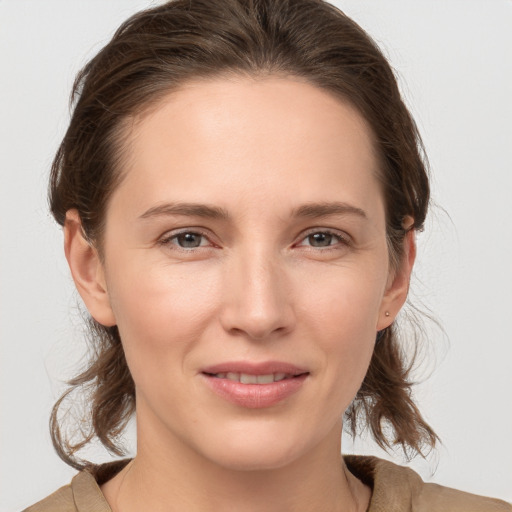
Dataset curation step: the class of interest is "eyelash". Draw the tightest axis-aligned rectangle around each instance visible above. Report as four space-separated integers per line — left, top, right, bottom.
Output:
296 229 350 250
157 229 214 251
157 228 351 252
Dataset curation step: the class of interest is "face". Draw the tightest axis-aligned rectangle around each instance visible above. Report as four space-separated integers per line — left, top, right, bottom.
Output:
70 76 411 471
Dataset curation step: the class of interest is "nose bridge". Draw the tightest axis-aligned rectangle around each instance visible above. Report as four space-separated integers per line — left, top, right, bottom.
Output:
221 243 294 340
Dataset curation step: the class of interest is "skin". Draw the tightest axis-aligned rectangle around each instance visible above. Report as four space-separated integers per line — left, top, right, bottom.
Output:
65 76 415 511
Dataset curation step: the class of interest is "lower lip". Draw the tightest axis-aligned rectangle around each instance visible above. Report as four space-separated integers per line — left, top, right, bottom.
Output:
201 374 308 409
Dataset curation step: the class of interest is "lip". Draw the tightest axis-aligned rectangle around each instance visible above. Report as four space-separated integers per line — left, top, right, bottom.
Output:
202 361 308 376
200 361 309 409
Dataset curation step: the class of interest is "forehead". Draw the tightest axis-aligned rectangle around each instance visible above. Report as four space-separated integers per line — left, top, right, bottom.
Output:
111 76 382 222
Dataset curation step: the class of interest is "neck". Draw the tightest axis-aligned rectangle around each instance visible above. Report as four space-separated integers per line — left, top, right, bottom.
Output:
103 418 370 512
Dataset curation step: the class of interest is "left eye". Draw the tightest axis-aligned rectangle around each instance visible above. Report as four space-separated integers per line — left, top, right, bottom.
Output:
168 232 209 248
299 231 344 248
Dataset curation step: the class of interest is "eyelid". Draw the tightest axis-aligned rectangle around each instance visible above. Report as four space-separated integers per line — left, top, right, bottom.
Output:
295 227 352 248
156 226 352 250
157 227 217 249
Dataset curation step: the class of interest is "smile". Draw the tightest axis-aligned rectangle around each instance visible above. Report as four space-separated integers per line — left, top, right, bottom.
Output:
200 362 309 408
208 372 296 384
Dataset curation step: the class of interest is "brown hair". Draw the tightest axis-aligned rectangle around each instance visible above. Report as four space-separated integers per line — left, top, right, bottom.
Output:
50 0 436 469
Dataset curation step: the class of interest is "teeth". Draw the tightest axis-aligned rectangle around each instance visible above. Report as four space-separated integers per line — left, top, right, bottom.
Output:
256 374 274 384
240 373 258 384
214 372 294 383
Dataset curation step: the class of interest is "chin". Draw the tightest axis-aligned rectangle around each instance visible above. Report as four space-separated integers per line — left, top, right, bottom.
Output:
193 423 314 472
207 446 299 472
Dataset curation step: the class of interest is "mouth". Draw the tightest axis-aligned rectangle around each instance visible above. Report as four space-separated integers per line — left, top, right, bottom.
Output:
203 371 306 384
200 362 309 408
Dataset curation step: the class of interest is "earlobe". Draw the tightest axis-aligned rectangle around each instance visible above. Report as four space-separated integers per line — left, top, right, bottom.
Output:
64 210 116 327
377 228 416 331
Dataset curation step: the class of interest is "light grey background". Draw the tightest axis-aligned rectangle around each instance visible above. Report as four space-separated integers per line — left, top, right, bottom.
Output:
1 1 511 510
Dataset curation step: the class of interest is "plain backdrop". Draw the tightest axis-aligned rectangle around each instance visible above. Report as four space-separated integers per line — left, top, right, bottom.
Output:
1 1 511 510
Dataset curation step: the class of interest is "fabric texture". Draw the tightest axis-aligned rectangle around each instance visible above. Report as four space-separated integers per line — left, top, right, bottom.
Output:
23 456 512 512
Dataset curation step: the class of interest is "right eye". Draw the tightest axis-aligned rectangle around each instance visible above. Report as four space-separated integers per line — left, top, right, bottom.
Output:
160 231 211 250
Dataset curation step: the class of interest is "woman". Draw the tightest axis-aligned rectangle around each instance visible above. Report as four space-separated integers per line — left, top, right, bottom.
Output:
20 0 511 510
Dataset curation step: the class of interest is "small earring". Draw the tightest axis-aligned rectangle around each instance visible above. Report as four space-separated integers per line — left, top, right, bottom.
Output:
385 311 390 317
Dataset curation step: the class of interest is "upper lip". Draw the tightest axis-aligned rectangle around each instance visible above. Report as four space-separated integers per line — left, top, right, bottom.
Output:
201 361 309 376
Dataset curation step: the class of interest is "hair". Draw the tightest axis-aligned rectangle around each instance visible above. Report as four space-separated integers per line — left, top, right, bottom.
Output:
49 0 436 470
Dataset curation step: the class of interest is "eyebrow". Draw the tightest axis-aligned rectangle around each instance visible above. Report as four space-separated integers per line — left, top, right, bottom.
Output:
139 202 230 220
291 202 368 220
138 201 367 221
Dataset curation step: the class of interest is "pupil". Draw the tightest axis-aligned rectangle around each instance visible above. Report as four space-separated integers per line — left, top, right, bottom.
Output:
309 233 332 247
178 233 201 248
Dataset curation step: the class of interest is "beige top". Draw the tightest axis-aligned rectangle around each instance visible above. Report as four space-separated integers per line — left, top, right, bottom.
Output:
23 456 511 512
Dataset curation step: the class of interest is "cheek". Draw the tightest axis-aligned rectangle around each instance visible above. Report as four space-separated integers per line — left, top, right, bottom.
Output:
299 264 386 391
105 259 221 373
299 260 387 335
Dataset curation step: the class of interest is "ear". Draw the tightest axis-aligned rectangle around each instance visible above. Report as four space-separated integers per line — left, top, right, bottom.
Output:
64 210 116 327
377 227 416 331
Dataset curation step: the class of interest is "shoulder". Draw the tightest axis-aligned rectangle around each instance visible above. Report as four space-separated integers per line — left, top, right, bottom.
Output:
22 465 116 512
416 481 512 512
344 455 512 512
22 482 75 512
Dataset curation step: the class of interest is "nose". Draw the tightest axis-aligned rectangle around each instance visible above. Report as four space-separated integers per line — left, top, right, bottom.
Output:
219 248 296 341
